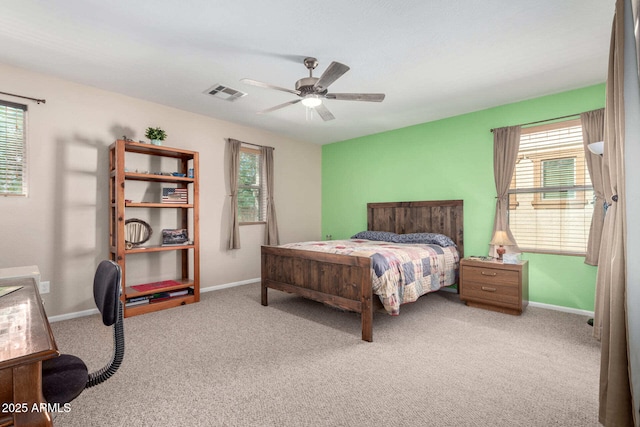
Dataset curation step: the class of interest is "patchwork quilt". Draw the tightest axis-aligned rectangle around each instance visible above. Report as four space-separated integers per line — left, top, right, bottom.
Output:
278 239 459 315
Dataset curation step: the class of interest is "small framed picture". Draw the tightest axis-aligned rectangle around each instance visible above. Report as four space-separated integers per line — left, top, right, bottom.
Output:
161 229 189 246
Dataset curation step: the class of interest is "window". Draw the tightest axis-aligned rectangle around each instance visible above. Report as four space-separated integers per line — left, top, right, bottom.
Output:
542 158 576 199
0 101 27 196
238 146 265 223
507 119 594 255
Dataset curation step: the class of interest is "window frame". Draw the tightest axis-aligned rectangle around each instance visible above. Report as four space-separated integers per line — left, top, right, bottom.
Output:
238 146 266 225
0 100 28 197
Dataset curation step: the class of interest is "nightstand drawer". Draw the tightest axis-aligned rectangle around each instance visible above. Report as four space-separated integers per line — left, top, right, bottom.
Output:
462 266 519 286
462 281 520 307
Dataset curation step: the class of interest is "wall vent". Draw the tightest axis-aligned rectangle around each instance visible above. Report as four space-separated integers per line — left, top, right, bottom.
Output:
204 84 247 102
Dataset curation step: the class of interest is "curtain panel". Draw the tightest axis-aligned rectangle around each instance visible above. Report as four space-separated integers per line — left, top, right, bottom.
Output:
490 126 521 257
261 146 279 246
595 0 633 424
227 139 241 250
580 108 606 266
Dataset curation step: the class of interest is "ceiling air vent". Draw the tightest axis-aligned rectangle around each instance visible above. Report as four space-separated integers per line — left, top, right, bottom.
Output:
205 84 247 102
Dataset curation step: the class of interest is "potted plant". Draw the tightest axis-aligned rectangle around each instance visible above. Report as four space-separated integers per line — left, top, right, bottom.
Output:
145 127 167 146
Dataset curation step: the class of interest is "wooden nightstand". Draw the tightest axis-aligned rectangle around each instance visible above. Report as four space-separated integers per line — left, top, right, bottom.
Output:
459 258 529 315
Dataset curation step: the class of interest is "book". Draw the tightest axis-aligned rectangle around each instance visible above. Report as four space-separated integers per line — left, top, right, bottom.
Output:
468 256 494 261
146 289 191 304
0 286 23 298
168 289 188 297
127 295 150 303
148 292 171 303
125 299 149 307
131 280 182 292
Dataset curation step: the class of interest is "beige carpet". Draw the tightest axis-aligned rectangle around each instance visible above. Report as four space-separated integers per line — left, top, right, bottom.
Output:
50 282 600 426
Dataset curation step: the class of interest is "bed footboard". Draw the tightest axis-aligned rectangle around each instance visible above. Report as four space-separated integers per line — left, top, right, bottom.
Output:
261 246 373 342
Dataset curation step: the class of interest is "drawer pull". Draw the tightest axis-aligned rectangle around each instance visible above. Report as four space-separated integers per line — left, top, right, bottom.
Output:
481 271 497 277
481 286 497 292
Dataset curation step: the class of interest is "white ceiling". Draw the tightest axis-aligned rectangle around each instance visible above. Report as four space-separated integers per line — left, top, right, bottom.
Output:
1 0 615 145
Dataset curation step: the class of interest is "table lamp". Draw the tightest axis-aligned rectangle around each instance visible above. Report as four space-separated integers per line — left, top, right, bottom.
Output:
490 230 514 261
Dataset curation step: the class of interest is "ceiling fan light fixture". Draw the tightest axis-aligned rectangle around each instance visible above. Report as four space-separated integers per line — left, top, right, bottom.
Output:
301 94 322 108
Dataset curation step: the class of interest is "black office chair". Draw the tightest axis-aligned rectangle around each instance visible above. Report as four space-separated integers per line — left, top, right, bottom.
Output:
41 260 125 404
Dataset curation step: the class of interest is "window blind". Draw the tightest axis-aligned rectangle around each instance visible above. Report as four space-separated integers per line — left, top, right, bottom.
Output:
507 119 594 255
0 101 27 196
238 147 266 223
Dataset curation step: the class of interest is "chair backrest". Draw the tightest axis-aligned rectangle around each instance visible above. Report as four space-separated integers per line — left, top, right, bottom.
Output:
87 260 125 388
93 260 121 326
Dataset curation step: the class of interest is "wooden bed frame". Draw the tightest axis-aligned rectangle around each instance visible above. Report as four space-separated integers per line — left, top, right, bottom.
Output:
261 200 464 342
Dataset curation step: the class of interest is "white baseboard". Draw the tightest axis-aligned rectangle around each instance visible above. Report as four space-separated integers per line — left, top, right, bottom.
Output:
47 278 260 323
439 287 593 317
200 277 259 293
49 278 594 322
527 301 594 317
439 285 594 317
49 308 99 323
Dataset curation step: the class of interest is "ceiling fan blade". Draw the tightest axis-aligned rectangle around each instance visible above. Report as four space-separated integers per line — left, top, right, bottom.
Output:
314 103 335 121
241 78 301 95
325 93 386 102
314 62 350 91
258 99 302 114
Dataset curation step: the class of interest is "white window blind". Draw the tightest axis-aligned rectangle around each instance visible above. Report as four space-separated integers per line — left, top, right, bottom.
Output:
507 119 594 255
0 101 27 196
238 147 266 223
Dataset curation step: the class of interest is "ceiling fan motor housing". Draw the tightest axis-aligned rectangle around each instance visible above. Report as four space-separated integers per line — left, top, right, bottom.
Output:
295 77 327 96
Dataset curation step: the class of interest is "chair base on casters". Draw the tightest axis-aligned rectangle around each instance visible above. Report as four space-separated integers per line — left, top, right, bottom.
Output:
41 354 88 405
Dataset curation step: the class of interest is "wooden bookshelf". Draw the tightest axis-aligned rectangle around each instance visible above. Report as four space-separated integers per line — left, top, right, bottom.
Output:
109 140 200 317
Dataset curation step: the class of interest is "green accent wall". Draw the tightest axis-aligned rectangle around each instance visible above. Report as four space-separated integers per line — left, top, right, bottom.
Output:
322 84 605 312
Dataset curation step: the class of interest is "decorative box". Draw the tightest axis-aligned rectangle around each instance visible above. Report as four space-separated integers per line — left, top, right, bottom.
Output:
503 253 522 264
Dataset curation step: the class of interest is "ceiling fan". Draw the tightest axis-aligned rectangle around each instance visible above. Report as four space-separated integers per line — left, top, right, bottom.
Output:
241 57 385 121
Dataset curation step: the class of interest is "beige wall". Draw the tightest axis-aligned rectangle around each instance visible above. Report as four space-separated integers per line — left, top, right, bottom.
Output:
0 63 322 317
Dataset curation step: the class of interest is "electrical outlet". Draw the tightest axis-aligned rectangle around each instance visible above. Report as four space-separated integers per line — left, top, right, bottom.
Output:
39 281 50 294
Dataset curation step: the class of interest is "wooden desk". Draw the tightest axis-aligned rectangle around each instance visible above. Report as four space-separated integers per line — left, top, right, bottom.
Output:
0 278 58 427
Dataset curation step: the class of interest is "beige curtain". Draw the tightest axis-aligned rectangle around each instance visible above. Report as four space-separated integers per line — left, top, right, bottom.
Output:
227 139 241 249
261 146 279 245
580 109 606 266
595 0 633 424
490 126 521 257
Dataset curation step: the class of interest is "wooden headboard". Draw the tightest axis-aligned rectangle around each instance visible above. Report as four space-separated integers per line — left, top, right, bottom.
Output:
367 200 464 257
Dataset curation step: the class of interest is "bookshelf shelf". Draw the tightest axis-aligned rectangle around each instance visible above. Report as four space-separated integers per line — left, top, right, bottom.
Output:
124 294 196 316
108 244 195 254
109 139 200 318
125 202 194 208
124 172 194 183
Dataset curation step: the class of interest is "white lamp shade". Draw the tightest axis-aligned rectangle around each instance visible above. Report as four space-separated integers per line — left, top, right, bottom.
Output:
588 141 604 155
490 230 514 246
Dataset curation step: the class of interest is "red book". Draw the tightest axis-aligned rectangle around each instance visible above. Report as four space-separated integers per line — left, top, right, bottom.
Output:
131 280 181 292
